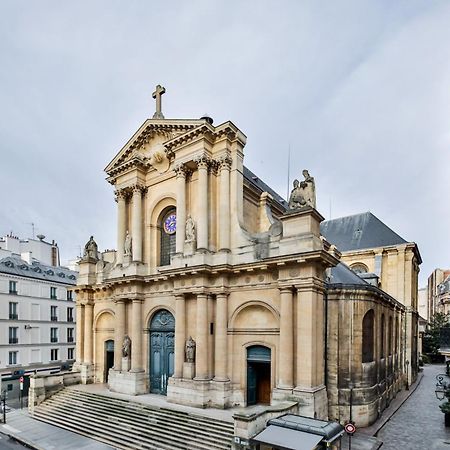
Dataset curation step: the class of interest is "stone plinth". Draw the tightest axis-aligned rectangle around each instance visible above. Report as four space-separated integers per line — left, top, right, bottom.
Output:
108 369 147 395
122 357 130 372
183 362 195 379
293 384 328 419
167 378 212 408
80 364 94 385
184 240 196 256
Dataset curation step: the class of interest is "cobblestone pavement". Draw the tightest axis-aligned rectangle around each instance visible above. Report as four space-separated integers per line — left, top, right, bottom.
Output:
0 432 27 449
378 364 450 449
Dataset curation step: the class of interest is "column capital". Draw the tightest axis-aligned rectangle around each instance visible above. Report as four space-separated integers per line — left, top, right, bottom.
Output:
278 285 294 294
115 188 131 201
131 184 147 195
175 293 185 301
174 162 187 177
216 292 229 300
194 154 210 170
217 154 232 170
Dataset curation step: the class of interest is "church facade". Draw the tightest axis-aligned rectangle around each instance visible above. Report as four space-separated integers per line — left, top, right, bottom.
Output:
74 87 417 427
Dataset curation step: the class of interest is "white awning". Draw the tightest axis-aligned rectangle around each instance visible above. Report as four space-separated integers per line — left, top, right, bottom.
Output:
252 425 323 450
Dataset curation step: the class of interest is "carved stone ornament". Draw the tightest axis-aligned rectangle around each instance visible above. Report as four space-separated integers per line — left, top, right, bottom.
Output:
185 336 196 363
82 236 99 261
124 230 132 257
148 143 170 173
185 215 196 242
122 335 131 358
288 169 316 209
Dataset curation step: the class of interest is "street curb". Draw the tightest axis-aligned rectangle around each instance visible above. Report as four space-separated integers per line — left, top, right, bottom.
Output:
2 430 44 450
372 370 424 437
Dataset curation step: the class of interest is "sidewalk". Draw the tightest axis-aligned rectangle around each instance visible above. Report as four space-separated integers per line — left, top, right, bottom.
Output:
0 409 114 450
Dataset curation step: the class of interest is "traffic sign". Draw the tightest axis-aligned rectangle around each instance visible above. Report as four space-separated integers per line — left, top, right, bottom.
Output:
345 423 356 435
19 376 24 383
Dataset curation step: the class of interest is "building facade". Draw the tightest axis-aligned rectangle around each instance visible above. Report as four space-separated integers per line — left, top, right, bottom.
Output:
0 234 77 402
427 268 450 317
74 90 413 427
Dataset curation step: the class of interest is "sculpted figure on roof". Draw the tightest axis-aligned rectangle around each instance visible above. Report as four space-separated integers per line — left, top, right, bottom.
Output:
82 236 99 261
288 169 316 210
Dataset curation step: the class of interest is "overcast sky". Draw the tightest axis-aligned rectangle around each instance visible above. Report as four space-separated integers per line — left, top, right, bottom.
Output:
0 1 449 285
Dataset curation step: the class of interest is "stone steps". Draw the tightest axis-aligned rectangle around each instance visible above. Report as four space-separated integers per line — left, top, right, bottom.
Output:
33 388 233 450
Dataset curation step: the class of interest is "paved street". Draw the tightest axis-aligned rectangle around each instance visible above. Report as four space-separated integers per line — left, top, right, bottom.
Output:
0 432 27 449
378 364 450 449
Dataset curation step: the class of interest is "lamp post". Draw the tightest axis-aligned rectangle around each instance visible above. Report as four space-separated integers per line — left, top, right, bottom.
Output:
348 382 354 450
1 390 6 424
405 360 410 390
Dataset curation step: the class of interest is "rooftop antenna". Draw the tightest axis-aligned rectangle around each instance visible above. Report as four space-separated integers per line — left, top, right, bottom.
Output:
286 144 291 201
26 222 36 239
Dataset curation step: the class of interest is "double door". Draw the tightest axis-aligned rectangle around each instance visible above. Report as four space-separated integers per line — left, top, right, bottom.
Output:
150 331 175 395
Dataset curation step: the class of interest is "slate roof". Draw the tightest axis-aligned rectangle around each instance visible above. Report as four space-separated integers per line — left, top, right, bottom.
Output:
0 256 77 285
320 212 407 252
328 262 369 286
243 166 288 210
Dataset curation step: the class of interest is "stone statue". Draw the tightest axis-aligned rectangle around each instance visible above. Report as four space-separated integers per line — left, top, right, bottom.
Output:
288 170 316 209
301 169 316 208
185 336 196 363
83 236 99 260
122 335 131 358
124 230 132 257
185 215 196 242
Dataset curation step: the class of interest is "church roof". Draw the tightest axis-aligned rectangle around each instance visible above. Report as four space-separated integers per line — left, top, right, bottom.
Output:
243 166 288 210
320 212 407 252
328 262 368 286
0 256 77 285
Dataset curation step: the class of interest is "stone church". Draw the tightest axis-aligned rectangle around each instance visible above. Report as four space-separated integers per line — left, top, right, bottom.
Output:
74 86 420 427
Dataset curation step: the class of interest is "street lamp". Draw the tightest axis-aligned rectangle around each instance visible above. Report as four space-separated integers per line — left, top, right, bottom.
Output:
435 374 450 400
405 360 410 391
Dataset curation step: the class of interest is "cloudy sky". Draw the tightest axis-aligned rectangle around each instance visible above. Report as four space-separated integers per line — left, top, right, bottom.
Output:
0 0 449 285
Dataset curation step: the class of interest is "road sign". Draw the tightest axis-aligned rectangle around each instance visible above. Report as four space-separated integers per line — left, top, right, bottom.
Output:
345 423 356 435
19 376 24 383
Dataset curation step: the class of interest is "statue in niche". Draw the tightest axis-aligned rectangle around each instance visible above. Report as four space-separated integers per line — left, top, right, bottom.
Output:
288 169 316 209
122 335 131 358
185 336 196 363
83 236 99 260
124 230 132 257
185 215 196 242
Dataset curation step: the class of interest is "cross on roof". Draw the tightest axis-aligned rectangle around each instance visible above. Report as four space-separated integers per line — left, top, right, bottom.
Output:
152 84 166 119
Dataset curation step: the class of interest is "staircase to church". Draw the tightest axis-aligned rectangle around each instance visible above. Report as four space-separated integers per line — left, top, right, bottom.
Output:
32 388 234 450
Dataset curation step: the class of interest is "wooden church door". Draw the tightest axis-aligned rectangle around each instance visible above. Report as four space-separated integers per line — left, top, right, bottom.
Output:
149 310 175 395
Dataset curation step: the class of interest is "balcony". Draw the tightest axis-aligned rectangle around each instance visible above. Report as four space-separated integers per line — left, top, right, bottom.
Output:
50 337 58 343
67 317 74 323
9 338 18 344
9 290 18 295
51 316 58 322
67 337 74 343
9 314 18 320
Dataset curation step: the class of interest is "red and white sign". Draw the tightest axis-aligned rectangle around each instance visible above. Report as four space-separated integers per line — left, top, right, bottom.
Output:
19 376 24 383
345 423 356 435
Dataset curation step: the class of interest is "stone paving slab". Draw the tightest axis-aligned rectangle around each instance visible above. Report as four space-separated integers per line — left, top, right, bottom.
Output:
0 409 114 450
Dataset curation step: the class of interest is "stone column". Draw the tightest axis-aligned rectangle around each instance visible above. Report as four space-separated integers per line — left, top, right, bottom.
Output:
75 303 84 364
131 186 143 262
218 155 231 251
174 294 186 378
195 157 209 251
214 293 229 381
114 300 126 371
83 302 94 365
130 299 143 372
116 190 127 265
194 293 209 380
278 287 294 388
296 285 325 388
174 164 186 254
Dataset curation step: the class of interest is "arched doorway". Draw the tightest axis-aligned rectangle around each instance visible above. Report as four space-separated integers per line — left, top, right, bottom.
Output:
247 345 271 406
149 309 175 395
104 340 114 382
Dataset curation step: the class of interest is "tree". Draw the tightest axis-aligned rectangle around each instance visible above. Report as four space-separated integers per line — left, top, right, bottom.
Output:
423 312 450 357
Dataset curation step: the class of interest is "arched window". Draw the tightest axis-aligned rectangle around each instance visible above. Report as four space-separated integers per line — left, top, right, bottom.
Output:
388 316 393 356
350 263 369 275
159 208 176 266
362 310 374 363
380 314 386 358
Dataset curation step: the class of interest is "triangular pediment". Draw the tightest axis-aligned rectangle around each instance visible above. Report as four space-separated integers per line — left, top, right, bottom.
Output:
104 118 205 176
